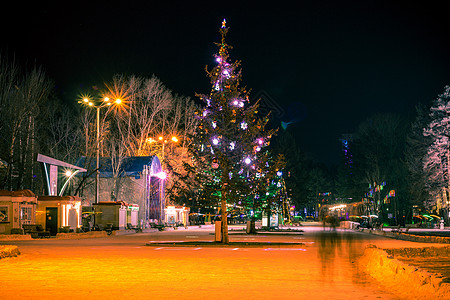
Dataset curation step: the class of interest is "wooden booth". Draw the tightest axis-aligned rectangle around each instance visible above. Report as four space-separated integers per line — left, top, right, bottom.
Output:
37 195 82 235
93 201 139 230
0 190 37 234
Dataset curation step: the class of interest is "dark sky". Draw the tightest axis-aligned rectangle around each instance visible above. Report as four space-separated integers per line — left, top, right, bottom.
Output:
3 1 450 165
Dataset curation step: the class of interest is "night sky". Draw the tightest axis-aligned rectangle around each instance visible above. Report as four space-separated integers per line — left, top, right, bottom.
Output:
3 1 450 165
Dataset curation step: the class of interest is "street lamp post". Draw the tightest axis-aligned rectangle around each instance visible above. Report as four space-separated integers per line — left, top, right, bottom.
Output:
96 106 100 205
80 96 122 204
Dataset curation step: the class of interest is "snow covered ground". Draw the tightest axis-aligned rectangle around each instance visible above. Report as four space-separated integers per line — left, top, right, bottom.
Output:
0 226 445 299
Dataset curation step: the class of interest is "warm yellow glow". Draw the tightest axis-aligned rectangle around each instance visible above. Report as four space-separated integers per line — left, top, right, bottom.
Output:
65 170 73 177
104 97 110 102
74 201 81 210
88 102 94 106
62 204 66 227
83 98 89 103
145 136 179 144
104 81 130 105
329 204 346 211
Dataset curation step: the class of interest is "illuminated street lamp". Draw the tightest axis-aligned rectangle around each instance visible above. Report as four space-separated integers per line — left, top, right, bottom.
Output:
59 169 83 196
146 135 179 159
79 96 122 204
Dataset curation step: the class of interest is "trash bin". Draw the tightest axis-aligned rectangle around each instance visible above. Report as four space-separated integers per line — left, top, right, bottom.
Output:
215 221 222 242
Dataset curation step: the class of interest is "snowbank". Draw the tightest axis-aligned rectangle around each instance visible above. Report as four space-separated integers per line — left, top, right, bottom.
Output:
55 231 108 239
360 228 450 243
0 230 130 241
0 234 32 241
0 245 20 259
359 244 450 299
385 245 450 258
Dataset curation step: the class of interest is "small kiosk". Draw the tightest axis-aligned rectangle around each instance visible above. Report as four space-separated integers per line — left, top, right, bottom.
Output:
0 190 37 234
164 205 190 227
37 195 82 235
93 201 134 230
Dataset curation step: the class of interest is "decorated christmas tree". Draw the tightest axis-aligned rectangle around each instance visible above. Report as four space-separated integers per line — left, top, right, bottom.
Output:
193 20 284 243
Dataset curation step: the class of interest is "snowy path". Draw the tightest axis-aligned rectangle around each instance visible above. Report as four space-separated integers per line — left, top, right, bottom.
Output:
0 226 427 299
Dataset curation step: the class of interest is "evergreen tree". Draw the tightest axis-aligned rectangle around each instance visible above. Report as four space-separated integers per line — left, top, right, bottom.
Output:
193 20 284 242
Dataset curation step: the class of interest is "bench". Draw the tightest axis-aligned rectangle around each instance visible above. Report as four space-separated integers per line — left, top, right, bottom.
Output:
391 225 410 234
150 223 164 231
22 224 51 238
127 223 139 231
391 225 401 233
375 223 384 231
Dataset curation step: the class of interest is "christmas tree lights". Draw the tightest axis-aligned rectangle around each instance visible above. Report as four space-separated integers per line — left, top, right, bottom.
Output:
192 19 285 242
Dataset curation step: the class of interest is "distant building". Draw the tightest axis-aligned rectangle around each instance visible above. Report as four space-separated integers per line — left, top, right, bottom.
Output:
76 156 166 226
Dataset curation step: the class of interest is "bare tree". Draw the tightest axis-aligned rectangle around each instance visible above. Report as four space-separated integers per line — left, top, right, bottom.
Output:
0 56 53 191
78 74 199 205
352 113 410 222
